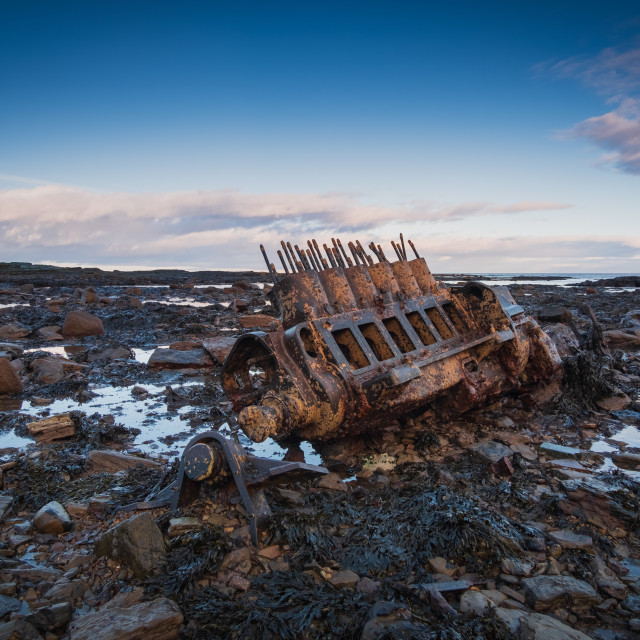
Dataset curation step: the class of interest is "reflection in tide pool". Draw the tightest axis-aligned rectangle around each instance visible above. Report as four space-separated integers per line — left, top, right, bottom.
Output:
0 380 323 466
592 424 640 479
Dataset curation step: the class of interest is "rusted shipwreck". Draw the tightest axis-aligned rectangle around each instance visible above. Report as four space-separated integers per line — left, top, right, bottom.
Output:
172 235 562 542
221 236 562 443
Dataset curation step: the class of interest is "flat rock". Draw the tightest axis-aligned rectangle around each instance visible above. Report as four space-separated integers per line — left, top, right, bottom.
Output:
0 358 23 394
87 450 162 474
27 413 76 442
94 512 166 579
147 348 213 369
202 336 237 363
61 311 104 338
539 442 582 459
33 501 71 534
470 440 513 463
522 575 600 611
548 529 593 549
519 612 592 639
0 323 31 340
67 597 183 640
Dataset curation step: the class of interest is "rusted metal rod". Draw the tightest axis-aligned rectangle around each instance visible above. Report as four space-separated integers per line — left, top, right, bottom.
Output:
400 233 407 260
408 239 420 259
324 244 338 268
281 241 297 273
307 241 322 270
260 245 278 284
391 240 403 261
277 250 289 275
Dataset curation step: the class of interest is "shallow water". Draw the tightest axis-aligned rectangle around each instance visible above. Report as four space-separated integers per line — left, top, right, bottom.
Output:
0 379 323 465
592 424 640 478
142 297 225 308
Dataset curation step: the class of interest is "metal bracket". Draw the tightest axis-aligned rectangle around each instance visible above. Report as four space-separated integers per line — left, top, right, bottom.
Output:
172 430 327 545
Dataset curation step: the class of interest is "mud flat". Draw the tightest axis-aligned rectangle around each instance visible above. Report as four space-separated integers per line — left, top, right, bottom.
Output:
0 265 639 639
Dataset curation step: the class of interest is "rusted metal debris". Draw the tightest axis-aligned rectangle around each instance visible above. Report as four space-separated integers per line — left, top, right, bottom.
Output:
173 431 327 544
222 235 562 443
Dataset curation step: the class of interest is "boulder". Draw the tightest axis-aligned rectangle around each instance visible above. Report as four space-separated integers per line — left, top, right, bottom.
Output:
147 348 213 369
61 311 104 338
94 512 166 578
522 575 599 611
67 597 183 640
0 358 23 394
202 336 237 363
0 323 31 340
33 501 71 534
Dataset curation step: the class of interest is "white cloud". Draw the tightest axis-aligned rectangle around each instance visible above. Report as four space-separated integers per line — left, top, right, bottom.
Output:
561 98 640 175
0 184 634 272
540 45 640 175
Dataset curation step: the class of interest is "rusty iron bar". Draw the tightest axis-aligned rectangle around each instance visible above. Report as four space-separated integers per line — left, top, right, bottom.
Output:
377 244 388 262
331 238 344 268
323 243 338 268
313 239 330 270
294 245 312 272
260 244 278 284
277 250 290 275
368 242 385 263
348 241 361 265
408 239 421 259
307 240 323 271
336 239 353 267
400 233 407 260
356 240 374 266
281 241 297 273
287 242 304 271
391 240 403 261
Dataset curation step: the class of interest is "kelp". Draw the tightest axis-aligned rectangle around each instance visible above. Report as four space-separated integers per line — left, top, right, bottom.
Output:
266 466 525 578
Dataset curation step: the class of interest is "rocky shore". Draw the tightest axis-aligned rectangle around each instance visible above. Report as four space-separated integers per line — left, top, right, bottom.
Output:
0 264 639 639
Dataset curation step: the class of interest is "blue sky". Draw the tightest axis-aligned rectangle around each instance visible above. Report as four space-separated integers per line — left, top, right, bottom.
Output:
1 1 639 272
